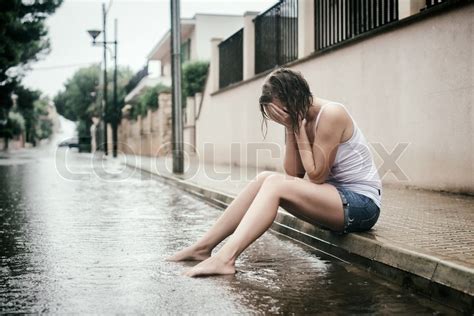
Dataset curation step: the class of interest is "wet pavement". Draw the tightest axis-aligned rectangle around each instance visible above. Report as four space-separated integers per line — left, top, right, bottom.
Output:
0 148 457 313
127 153 474 268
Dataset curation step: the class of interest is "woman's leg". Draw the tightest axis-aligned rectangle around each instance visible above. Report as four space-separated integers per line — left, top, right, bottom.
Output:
166 171 276 261
183 173 344 276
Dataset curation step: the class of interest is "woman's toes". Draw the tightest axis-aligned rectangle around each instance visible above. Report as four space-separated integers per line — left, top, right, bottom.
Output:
166 246 211 262
182 256 236 277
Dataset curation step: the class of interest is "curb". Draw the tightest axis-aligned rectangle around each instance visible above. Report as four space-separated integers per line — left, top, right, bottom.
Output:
125 160 473 313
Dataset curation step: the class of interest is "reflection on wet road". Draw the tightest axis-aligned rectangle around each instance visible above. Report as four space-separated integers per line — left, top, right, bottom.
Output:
0 149 453 314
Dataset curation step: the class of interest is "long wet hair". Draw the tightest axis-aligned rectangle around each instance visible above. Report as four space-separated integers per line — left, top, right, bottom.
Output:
259 67 314 139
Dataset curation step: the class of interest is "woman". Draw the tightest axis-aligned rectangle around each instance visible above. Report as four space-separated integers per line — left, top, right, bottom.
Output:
167 67 382 277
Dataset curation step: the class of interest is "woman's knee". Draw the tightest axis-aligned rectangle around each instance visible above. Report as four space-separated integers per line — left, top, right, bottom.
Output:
254 170 277 183
260 173 287 193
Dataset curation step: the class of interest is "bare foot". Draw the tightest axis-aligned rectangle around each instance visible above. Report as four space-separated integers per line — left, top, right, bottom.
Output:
165 244 211 262
182 256 236 277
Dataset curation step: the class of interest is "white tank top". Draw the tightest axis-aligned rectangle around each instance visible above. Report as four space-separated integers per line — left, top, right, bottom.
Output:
315 102 382 208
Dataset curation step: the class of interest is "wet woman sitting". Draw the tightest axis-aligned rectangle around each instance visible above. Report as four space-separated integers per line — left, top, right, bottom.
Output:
167 67 382 277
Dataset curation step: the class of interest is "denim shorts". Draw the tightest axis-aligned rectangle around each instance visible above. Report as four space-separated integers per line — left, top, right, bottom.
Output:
335 187 380 234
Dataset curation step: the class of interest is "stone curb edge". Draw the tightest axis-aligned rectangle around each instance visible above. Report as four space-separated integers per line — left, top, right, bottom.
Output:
124 160 473 312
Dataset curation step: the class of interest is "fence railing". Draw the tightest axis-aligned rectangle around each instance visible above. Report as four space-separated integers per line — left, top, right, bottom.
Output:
218 28 244 89
315 0 399 51
125 65 148 94
425 0 448 7
254 0 298 75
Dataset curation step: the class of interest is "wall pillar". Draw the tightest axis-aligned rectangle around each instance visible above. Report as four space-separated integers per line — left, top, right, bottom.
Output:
298 0 315 58
184 96 196 153
243 11 259 80
185 96 195 126
194 92 202 119
138 115 143 135
399 0 426 19
210 38 222 92
157 92 172 155
147 108 152 133
107 123 113 154
117 118 128 154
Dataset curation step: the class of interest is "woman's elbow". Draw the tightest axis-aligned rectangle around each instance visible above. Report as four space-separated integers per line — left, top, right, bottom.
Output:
307 170 327 184
283 166 305 178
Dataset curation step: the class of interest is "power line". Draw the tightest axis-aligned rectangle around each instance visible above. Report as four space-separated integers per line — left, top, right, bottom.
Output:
105 0 114 14
30 62 99 71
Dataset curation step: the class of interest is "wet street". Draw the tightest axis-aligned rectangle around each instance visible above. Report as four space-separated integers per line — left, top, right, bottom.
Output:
0 145 455 313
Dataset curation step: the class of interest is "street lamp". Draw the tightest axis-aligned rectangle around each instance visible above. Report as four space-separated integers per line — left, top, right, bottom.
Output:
87 3 119 157
87 30 101 42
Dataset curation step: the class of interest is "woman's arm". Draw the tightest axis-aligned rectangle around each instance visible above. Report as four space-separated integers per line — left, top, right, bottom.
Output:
283 128 306 178
263 102 306 178
294 107 346 184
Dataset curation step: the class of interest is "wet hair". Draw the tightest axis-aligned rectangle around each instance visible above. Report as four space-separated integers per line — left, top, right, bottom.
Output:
259 67 314 138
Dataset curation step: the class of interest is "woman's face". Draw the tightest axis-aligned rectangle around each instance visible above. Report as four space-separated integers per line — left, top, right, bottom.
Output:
271 98 289 113
261 97 288 119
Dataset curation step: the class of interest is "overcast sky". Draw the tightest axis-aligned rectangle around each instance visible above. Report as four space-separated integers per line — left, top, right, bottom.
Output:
22 0 275 97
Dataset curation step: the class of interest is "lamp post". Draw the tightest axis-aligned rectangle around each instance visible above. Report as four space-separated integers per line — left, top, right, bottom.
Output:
170 0 184 173
87 3 119 157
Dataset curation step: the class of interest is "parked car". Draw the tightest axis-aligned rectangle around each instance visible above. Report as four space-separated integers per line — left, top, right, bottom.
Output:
58 137 79 148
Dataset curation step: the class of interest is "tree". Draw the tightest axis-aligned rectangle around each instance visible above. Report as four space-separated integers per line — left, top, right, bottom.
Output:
182 60 209 102
33 97 54 141
15 85 41 144
6 111 25 137
54 65 101 121
0 84 43 147
53 65 101 143
104 66 133 124
129 83 171 120
0 84 55 147
0 111 25 149
54 65 133 146
0 0 63 121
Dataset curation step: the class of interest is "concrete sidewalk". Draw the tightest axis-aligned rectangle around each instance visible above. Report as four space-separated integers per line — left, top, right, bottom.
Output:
122 153 473 312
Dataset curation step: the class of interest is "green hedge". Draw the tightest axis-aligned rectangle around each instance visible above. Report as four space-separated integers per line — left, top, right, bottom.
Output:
128 60 208 120
130 83 171 120
183 60 209 101
8 111 25 136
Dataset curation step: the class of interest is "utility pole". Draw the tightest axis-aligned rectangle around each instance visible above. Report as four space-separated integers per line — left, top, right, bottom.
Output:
102 3 108 155
112 18 118 158
87 5 118 157
170 0 184 173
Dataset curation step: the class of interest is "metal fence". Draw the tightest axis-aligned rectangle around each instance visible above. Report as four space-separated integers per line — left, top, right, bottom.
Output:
125 65 148 94
425 0 448 7
254 0 298 75
218 28 244 89
181 38 191 64
315 0 399 51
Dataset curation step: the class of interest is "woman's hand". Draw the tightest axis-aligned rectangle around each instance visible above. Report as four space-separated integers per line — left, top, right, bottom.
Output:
298 118 307 134
265 102 292 129
294 118 308 140
293 118 318 180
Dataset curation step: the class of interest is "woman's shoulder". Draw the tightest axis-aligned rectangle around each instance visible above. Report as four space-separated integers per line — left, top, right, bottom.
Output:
319 102 351 125
317 102 355 143
322 101 348 112
314 103 348 140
